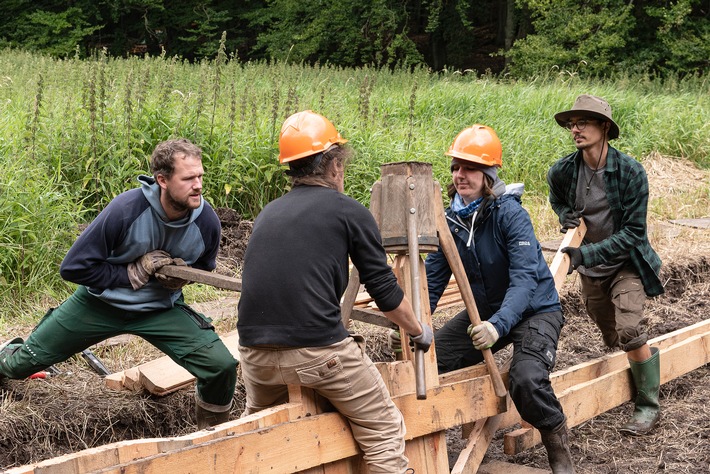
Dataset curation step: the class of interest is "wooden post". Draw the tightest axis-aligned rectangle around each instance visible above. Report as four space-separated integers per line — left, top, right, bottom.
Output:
373 162 449 473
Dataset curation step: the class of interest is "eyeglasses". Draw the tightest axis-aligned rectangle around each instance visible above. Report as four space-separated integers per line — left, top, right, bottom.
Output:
564 118 598 131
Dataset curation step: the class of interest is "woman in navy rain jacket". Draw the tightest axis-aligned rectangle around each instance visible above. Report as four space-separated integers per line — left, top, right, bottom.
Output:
426 125 575 474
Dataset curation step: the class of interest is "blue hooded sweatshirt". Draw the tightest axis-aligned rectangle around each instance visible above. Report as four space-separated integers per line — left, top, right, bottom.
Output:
59 175 220 311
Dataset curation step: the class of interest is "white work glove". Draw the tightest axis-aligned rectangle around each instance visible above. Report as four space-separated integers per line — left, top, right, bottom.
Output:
409 323 434 353
467 321 499 350
127 250 173 290
155 257 191 291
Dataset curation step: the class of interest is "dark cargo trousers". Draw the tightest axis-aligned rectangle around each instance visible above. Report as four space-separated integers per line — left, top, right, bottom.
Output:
435 310 566 431
0 286 237 407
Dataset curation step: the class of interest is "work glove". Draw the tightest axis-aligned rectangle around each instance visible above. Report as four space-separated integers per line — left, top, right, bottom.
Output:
127 250 173 290
155 257 191 291
467 321 499 350
560 211 582 233
409 323 434 353
561 246 583 274
388 329 402 354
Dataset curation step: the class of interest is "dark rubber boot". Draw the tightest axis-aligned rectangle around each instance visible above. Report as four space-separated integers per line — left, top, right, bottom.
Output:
195 403 230 429
540 419 575 474
619 347 661 436
0 337 24 380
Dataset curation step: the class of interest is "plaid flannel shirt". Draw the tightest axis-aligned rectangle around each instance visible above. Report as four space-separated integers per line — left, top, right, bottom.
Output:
547 146 664 297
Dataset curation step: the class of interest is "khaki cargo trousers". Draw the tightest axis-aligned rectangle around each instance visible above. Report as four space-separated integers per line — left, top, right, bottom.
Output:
580 265 648 352
239 336 409 474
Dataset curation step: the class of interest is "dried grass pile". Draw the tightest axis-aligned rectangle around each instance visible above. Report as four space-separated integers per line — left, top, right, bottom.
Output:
0 364 196 467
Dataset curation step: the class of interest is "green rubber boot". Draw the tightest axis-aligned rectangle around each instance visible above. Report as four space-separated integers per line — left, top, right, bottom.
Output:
619 347 660 436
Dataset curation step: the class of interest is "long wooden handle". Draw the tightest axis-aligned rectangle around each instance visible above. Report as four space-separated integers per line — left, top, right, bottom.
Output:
432 184 507 397
406 176 427 400
156 265 241 291
340 267 360 328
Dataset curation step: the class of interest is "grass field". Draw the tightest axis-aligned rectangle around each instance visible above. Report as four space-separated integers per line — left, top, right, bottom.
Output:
1 48 708 320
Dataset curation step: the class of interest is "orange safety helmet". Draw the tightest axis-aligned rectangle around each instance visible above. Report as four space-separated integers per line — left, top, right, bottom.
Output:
445 124 502 168
278 110 348 164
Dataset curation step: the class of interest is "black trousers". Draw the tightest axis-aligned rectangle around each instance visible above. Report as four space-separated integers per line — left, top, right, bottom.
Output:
435 309 566 431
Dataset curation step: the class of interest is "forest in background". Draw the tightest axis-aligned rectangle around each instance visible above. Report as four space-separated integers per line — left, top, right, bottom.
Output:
0 0 708 78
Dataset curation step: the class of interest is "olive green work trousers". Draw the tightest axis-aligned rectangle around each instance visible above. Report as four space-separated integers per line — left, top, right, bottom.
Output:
0 286 237 407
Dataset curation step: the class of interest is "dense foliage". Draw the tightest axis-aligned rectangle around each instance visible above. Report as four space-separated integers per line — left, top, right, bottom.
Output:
0 49 708 317
0 0 707 78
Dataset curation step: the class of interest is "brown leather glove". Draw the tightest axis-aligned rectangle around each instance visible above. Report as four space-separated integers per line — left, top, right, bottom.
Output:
127 250 173 290
155 258 191 291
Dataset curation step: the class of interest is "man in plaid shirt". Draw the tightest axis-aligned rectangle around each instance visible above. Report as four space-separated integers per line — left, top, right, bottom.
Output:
547 94 664 436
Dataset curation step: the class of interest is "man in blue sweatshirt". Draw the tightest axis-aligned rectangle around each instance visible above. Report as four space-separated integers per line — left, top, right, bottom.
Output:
0 138 237 429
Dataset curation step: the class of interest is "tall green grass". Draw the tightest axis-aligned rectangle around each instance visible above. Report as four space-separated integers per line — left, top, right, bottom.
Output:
1 48 708 321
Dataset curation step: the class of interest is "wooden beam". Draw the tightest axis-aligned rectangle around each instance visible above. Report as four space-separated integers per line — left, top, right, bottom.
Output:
11 321 708 474
349 307 396 328
155 265 241 292
548 220 586 290
11 368 503 474
450 413 505 474
503 326 710 455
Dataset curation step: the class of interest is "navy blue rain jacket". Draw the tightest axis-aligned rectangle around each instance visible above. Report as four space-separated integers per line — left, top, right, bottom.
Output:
425 185 560 338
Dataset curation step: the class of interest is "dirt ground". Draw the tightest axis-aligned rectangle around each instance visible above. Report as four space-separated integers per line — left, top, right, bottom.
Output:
1 155 708 473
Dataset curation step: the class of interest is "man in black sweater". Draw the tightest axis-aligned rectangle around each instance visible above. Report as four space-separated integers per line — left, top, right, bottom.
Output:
237 110 432 474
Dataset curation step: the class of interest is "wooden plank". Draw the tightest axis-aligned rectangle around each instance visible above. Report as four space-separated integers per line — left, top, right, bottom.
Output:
8 406 298 474
94 414 360 474
450 414 505 474
135 332 240 395
502 318 710 453
478 461 551 474
13 372 505 474
450 357 514 473
339 267 361 328
13 323 708 474
122 367 142 391
548 220 586 291
104 372 127 391
669 218 710 229
155 265 241 292
551 318 710 393
503 328 710 455
349 307 396 328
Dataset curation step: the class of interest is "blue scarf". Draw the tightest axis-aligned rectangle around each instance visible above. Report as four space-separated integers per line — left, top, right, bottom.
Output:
451 194 483 220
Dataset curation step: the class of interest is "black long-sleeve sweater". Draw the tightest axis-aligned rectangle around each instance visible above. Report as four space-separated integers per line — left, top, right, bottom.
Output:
237 185 403 347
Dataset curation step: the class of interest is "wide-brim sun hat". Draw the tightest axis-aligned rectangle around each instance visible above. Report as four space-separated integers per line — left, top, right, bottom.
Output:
554 94 620 140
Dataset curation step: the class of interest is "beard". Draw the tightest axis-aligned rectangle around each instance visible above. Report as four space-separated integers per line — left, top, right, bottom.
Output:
164 188 200 215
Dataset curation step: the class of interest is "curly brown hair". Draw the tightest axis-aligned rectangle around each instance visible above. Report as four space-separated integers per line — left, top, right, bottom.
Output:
150 138 202 179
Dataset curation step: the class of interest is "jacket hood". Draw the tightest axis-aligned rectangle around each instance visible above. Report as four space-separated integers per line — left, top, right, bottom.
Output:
137 175 204 227
503 182 524 198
